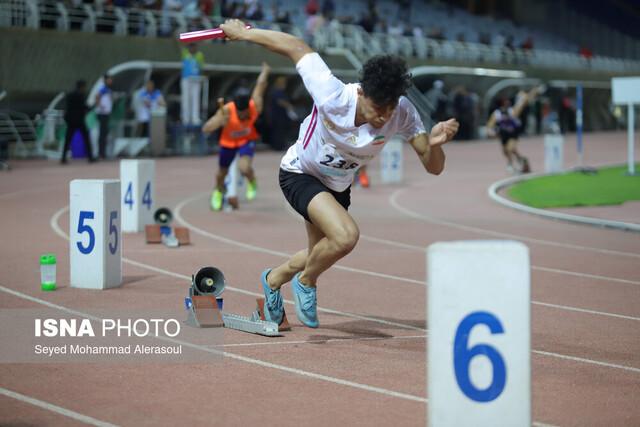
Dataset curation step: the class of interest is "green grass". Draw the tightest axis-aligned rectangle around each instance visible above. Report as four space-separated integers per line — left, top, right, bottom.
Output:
507 164 640 208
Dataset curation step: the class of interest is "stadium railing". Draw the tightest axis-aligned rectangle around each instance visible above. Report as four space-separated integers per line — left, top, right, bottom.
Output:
2 0 639 73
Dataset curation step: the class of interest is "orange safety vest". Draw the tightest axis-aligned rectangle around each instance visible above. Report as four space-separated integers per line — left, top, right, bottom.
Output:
219 100 259 149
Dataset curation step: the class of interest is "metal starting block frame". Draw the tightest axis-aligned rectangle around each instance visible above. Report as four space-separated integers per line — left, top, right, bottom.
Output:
184 295 290 337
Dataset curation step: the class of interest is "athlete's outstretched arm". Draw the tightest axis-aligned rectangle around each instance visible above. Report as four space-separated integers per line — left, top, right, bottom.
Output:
219 19 314 64
202 98 229 133
409 119 459 175
252 62 271 114
512 86 542 119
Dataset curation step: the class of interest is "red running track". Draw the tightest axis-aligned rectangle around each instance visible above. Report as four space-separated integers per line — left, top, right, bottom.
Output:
0 131 638 426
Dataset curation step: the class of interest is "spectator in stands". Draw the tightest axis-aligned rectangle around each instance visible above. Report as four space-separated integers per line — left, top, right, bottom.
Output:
244 0 259 19
558 89 575 134
247 2 264 21
374 20 387 34
161 0 182 36
222 1 237 18
521 36 534 51
134 80 166 137
305 0 319 16
95 74 113 159
61 80 94 164
579 45 594 59
358 11 376 33
322 0 335 20
199 0 214 17
428 26 445 41
505 35 515 51
273 5 291 25
305 10 325 44
395 0 410 22
180 42 205 126
387 21 404 37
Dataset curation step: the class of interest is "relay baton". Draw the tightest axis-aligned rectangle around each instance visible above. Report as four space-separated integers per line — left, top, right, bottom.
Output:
179 25 251 42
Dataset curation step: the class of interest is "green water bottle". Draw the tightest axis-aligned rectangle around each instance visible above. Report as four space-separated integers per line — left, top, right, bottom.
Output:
40 253 57 291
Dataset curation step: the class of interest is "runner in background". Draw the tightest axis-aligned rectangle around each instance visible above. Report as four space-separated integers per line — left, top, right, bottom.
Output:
202 62 270 211
486 86 542 174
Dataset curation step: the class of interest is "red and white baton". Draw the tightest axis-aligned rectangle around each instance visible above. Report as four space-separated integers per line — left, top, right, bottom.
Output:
179 25 251 42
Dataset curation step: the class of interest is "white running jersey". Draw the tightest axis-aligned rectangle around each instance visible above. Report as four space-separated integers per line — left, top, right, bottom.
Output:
280 53 426 192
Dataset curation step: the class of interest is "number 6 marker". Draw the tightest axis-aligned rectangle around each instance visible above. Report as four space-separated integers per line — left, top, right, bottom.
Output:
427 240 530 427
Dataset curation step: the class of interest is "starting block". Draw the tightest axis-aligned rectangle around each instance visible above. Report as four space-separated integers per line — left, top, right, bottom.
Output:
185 295 223 327
184 267 286 337
144 207 190 247
255 298 291 331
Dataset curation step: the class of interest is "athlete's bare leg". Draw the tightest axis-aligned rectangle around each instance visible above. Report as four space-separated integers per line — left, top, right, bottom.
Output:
215 167 229 191
298 192 359 286
267 221 324 290
238 154 256 182
507 139 524 163
267 192 358 288
502 144 514 166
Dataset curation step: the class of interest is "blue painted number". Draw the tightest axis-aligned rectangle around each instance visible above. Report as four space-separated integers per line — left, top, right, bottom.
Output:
391 151 400 170
453 311 506 402
142 182 152 209
77 211 95 254
124 182 133 209
108 211 118 255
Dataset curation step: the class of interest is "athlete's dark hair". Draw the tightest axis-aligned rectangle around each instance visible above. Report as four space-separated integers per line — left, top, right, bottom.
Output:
359 55 412 107
233 88 251 111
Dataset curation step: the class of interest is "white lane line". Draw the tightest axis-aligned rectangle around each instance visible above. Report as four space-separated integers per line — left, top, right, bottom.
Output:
532 422 560 427
389 188 640 259
173 196 640 322
532 301 640 322
0 284 427 404
0 387 119 427
214 335 427 348
174 193 425 286
359 235 640 287
531 265 640 287
50 207 640 375
51 206 424 333
532 350 640 374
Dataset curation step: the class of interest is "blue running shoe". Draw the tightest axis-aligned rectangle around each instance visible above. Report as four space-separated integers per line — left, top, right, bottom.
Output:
291 273 319 328
261 269 283 324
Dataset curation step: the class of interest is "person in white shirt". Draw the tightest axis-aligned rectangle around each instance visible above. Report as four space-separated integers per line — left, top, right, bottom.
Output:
94 74 113 159
135 80 166 137
219 19 459 328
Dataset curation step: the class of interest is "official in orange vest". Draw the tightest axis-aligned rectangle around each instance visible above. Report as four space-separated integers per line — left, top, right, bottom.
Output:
203 62 270 210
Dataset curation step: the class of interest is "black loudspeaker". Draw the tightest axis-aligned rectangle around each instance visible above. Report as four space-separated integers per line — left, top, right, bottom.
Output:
192 267 226 297
154 207 173 225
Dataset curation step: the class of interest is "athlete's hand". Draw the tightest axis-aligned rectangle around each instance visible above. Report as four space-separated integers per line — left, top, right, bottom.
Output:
220 19 249 41
429 118 459 147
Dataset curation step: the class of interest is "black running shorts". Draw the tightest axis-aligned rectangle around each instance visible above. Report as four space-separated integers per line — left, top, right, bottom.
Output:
279 169 351 223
